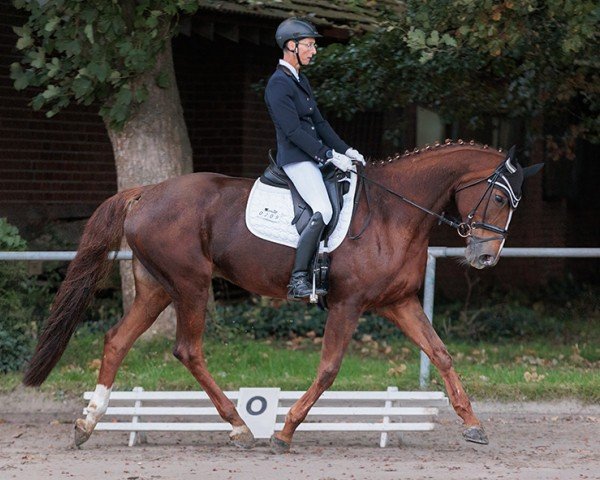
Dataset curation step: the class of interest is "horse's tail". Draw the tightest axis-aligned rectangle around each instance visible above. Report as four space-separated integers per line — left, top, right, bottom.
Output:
23 187 145 387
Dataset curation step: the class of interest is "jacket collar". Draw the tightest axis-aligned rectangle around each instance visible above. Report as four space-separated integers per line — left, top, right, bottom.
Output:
278 59 299 81
276 64 311 96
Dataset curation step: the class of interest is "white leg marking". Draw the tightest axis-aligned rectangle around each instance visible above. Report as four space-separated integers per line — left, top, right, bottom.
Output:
230 425 250 438
83 384 112 428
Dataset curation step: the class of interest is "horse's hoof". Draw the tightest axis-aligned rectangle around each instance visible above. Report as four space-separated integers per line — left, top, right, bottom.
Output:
269 435 291 454
73 418 92 447
463 425 489 445
229 426 255 449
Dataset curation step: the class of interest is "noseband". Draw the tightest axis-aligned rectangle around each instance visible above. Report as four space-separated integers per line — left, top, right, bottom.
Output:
351 163 515 242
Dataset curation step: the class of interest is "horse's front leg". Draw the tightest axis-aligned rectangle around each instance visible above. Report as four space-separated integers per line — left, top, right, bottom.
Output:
271 302 361 453
379 296 489 445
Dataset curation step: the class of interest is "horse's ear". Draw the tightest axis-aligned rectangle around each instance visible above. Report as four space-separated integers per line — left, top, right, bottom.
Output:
523 163 544 178
504 145 518 173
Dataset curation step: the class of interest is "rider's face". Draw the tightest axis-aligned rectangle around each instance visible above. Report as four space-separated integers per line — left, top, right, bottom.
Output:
296 37 317 64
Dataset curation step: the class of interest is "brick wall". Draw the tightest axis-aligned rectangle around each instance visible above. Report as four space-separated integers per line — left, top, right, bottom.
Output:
240 48 279 177
0 2 116 231
173 35 247 176
172 35 287 178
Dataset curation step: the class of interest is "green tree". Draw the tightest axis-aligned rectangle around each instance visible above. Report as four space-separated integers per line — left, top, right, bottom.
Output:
309 0 599 157
10 0 205 334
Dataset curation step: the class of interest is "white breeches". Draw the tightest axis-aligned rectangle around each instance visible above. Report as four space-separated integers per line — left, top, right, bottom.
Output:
282 161 333 225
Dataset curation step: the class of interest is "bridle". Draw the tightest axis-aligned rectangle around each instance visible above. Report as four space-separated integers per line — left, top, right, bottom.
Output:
453 165 515 243
349 161 517 243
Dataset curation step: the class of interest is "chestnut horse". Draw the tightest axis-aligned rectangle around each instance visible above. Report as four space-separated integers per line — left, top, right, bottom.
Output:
23 142 541 452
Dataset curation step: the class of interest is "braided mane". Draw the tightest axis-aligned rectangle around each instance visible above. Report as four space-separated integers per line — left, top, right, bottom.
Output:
369 139 503 166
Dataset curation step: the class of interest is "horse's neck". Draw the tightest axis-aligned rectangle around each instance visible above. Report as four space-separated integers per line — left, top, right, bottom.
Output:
368 148 498 234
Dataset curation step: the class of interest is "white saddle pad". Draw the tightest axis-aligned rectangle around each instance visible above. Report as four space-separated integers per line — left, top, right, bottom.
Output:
245 172 358 252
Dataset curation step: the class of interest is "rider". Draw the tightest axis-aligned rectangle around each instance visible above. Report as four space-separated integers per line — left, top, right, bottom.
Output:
264 17 366 300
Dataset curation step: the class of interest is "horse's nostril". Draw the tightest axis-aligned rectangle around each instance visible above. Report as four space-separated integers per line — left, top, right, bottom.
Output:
478 254 494 265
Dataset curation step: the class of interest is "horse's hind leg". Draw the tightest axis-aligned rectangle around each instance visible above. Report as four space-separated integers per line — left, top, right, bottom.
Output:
379 296 489 445
74 258 171 447
170 272 255 449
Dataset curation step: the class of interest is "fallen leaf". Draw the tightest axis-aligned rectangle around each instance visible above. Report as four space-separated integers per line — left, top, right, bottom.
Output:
387 363 407 376
88 358 102 370
524 371 546 383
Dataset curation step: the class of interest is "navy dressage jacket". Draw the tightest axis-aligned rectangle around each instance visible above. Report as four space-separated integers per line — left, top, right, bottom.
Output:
264 65 349 167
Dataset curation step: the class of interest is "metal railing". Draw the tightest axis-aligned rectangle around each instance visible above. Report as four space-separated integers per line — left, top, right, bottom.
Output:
420 247 600 388
2 247 599 388
0 251 133 261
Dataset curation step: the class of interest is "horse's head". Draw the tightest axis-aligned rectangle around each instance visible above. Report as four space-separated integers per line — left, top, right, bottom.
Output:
454 146 543 269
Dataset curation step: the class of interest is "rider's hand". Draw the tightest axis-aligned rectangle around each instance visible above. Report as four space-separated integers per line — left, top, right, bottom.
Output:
345 148 366 166
329 150 354 172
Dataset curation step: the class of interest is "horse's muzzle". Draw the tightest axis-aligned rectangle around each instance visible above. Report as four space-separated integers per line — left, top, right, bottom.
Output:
465 242 500 269
476 253 498 268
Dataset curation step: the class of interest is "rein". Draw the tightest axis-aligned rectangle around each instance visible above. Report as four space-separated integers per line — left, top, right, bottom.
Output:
348 166 509 241
347 172 372 240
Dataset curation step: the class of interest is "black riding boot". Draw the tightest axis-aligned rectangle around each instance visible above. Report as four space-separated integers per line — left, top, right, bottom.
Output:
287 212 326 300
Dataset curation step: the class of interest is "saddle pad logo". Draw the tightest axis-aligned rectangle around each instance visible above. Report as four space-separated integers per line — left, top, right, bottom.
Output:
258 207 281 222
245 174 358 252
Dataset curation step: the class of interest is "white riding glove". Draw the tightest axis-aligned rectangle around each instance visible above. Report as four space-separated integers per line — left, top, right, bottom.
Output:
345 148 366 166
328 150 354 172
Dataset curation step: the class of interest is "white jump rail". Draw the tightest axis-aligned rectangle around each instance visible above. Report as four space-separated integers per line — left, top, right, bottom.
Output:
83 386 448 447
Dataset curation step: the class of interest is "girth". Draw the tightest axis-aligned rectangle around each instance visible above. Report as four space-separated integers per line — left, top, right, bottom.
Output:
260 150 350 243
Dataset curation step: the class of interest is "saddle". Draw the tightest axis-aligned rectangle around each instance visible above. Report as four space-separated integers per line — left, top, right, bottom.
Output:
260 150 351 243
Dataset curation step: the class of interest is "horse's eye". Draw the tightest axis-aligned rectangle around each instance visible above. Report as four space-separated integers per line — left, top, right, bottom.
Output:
494 194 506 205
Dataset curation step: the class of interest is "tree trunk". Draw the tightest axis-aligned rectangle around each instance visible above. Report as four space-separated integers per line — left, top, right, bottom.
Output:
105 40 192 339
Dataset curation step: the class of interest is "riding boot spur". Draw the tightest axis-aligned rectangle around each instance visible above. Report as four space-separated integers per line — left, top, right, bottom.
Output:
287 212 326 300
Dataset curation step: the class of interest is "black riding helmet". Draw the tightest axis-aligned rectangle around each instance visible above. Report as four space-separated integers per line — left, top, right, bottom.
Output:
275 17 322 50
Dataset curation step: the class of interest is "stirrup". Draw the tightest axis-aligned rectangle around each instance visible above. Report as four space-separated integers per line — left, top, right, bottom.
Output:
309 272 327 303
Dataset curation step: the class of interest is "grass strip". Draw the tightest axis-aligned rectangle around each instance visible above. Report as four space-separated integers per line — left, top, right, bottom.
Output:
2 330 598 403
